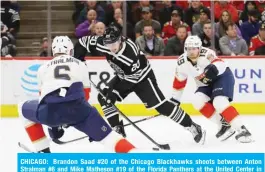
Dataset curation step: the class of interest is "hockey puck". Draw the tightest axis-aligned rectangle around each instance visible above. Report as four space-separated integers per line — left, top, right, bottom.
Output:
153 148 159 151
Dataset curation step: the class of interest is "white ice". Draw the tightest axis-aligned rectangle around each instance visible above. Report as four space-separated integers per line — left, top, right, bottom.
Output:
1 115 265 172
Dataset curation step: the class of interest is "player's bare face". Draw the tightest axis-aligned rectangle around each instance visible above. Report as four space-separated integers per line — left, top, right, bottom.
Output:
186 47 200 60
105 40 121 53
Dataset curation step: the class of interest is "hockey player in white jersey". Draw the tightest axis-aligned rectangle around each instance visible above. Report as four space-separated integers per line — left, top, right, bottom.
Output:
18 36 136 153
170 35 252 143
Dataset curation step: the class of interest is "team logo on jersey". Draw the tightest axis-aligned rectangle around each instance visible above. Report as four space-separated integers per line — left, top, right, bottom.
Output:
20 64 41 97
108 61 125 79
101 126 107 132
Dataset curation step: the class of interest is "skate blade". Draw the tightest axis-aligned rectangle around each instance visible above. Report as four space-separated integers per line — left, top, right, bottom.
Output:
219 130 236 142
198 130 206 145
237 136 255 143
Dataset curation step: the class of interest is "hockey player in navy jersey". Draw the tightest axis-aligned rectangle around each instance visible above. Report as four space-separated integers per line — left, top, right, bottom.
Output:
74 24 206 144
18 36 137 153
171 35 252 143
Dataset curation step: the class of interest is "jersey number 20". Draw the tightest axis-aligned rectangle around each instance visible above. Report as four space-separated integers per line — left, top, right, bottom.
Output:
54 65 70 80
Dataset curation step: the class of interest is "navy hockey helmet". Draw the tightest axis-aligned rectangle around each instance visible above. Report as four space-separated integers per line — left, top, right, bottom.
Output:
103 24 122 45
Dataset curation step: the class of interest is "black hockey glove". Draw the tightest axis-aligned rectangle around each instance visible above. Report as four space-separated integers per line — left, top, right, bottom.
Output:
200 64 219 85
102 88 117 105
48 126 65 139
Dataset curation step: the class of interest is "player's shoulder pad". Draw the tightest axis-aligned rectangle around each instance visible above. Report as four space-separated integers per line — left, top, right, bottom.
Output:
200 47 217 57
126 38 140 56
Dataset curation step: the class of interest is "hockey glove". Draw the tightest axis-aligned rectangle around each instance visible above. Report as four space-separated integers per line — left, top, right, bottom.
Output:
101 87 117 104
48 126 65 139
200 64 219 85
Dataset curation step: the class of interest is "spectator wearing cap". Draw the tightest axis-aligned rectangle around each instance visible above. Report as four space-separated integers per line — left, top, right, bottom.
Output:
240 9 261 45
76 1 105 26
249 22 265 56
135 7 161 38
162 10 190 44
132 0 154 25
159 0 183 27
214 1 239 23
75 9 97 38
192 7 210 36
239 1 259 25
135 24 165 56
183 1 203 30
199 21 221 55
215 10 242 39
164 25 188 56
219 22 248 56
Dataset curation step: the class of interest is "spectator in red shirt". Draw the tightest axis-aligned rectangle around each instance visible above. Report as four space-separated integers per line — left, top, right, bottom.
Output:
214 1 239 23
159 0 183 27
162 10 190 44
230 0 244 11
175 0 211 10
249 22 265 56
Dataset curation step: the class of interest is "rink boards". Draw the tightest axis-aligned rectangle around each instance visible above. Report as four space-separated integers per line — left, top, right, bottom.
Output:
1 57 265 117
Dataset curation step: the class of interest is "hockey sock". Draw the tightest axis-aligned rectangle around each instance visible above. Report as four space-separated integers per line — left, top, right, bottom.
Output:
102 105 120 127
115 139 135 153
200 102 222 125
221 106 243 130
100 131 135 153
25 122 50 152
169 106 192 127
221 106 239 123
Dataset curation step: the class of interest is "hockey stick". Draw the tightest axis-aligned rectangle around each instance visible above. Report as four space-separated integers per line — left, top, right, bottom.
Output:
123 114 161 127
89 79 170 150
52 136 88 145
51 115 161 145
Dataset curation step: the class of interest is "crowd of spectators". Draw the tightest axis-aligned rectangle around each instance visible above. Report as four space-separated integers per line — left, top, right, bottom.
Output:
72 0 265 57
1 0 20 57
1 0 265 57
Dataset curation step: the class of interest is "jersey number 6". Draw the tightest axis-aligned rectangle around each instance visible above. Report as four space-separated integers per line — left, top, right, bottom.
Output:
54 65 70 80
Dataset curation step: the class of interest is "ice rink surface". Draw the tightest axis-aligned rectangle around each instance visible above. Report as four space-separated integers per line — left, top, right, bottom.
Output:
1 115 265 172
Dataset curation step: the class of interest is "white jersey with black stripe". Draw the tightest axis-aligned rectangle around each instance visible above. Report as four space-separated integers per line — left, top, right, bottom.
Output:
77 35 151 83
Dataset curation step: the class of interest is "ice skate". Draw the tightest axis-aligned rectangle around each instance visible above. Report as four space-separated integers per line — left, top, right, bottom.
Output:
216 117 235 141
235 125 253 143
186 122 206 145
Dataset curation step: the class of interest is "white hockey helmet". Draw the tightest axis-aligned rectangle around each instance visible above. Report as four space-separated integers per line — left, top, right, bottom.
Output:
52 36 74 56
184 35 202 51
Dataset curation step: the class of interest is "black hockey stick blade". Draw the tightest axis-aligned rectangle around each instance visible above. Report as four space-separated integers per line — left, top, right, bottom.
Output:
89 79 171 150
52 136 88 145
